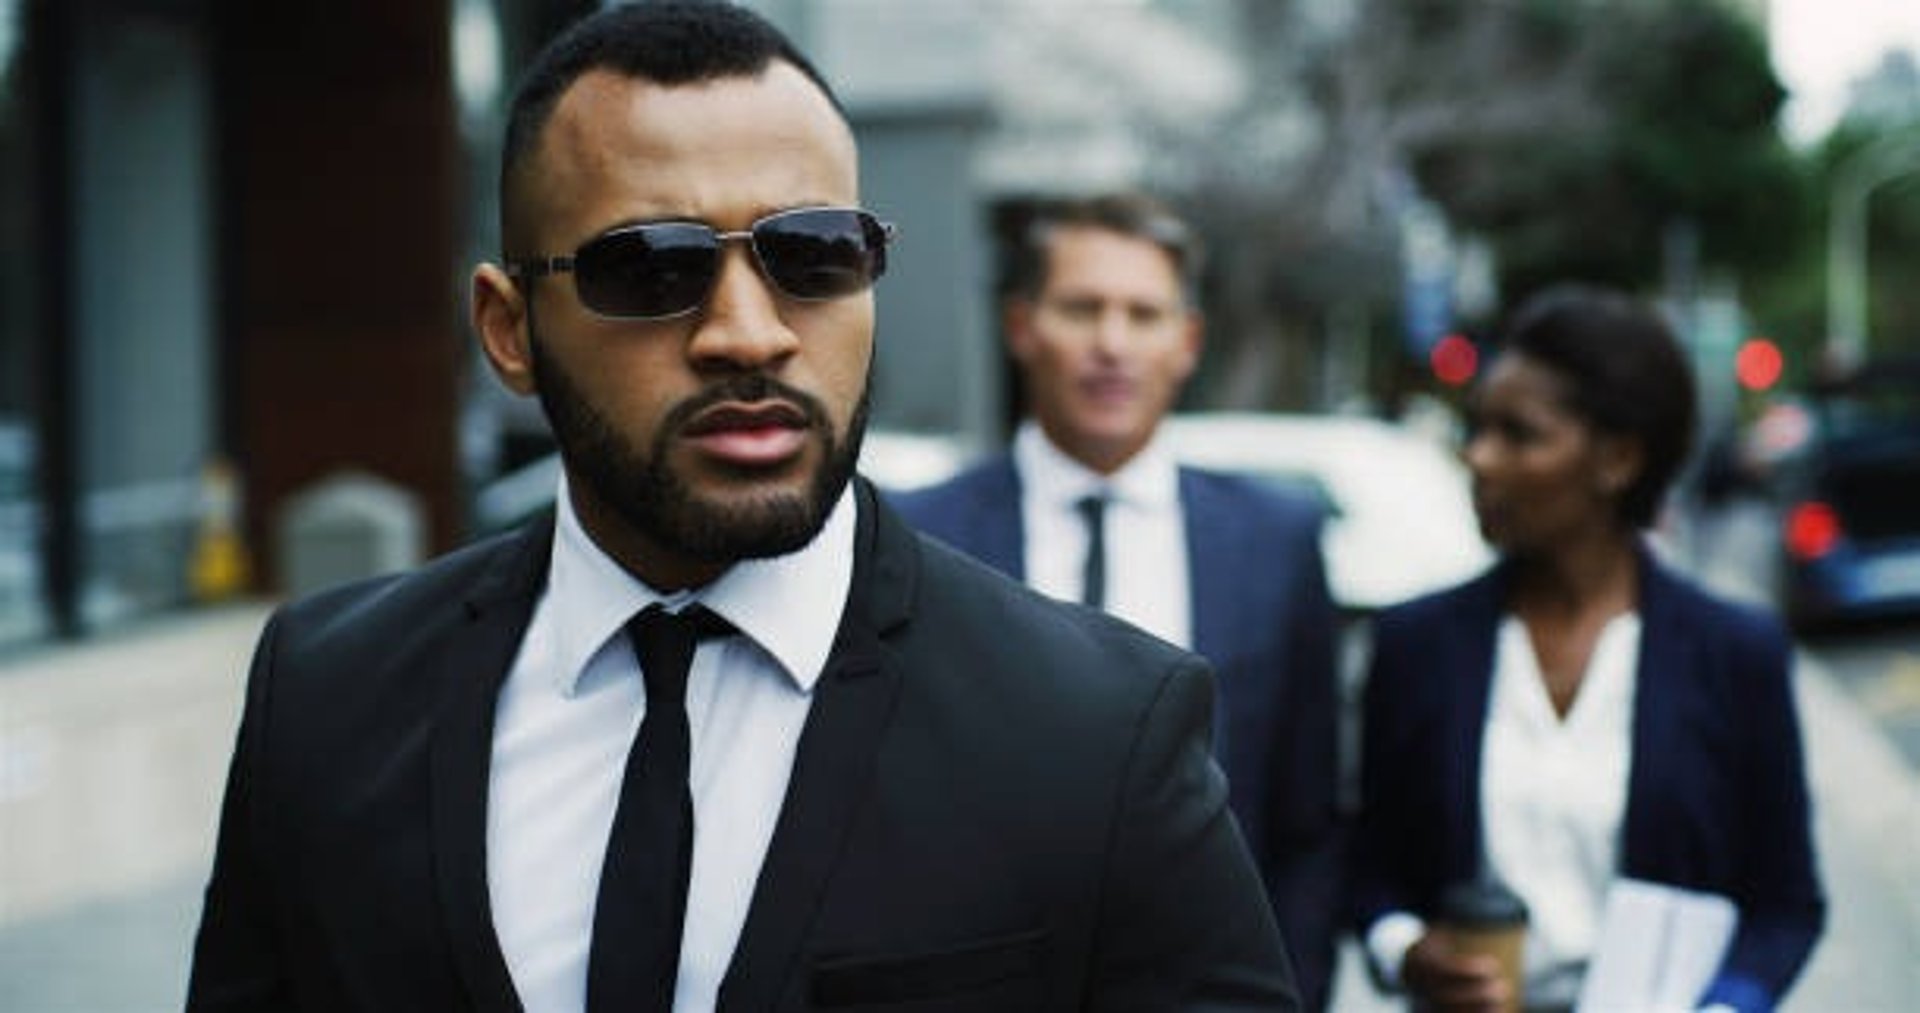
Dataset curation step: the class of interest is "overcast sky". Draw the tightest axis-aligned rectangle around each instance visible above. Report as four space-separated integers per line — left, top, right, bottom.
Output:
1772 0 1920 144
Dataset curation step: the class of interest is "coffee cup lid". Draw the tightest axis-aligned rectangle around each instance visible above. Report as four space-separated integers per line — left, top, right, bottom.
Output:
1438 880 1529 927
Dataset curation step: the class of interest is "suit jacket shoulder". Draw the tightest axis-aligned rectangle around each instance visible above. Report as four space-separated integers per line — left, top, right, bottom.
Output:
1178 465 1324 534
1639 552 1792 665
269 521 545 663
188 518 548 1012
884 456 1021 570
731 494 1300 1009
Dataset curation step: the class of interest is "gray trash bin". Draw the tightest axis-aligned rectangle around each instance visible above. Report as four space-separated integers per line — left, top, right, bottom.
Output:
277 471 425 598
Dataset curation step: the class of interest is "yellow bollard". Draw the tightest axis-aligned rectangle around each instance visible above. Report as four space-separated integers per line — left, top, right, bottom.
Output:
189 457 252 601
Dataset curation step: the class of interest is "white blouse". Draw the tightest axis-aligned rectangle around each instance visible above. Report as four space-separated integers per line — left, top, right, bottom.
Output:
1366 610 1642 1008
1480 611 1641 1006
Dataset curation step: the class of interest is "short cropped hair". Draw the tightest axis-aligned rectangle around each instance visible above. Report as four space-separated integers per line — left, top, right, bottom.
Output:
1496 284 1699 529
1007 192 1203 304
499 1 843 258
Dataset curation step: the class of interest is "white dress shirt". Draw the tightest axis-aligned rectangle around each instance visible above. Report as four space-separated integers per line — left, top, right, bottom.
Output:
1368 611 1639 1008
1014 421 1193 649
488 474 854 1013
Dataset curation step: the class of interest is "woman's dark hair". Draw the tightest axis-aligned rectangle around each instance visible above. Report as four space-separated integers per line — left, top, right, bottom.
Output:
1497 284 1698 529
499 1 842 257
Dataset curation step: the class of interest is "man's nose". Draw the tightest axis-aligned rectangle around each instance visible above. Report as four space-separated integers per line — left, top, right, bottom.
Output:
687 246 801 370
1090 306 1132 355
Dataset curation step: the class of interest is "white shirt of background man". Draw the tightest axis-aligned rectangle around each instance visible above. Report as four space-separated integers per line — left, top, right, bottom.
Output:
1014 419 1193 650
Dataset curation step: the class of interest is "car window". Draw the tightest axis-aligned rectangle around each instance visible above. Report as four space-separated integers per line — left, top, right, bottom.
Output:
1814 365 1920 441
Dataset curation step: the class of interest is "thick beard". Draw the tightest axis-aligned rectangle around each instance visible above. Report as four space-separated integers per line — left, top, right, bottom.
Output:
529 333 868 566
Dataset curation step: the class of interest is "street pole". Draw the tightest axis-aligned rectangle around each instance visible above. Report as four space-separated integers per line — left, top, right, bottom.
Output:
1825 131 1920 367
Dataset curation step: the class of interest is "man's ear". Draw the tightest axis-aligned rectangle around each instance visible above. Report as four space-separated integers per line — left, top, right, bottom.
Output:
473 263 536 396
1174 309 1205 382
1003 297 1037 364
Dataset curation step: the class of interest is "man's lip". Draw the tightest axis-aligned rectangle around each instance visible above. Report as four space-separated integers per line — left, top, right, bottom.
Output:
681 401 812 468
682 401 810 437
1080 374 1135 401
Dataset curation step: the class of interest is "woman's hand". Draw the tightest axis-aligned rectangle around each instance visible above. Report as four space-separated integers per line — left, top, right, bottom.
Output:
1402 932 1513 1012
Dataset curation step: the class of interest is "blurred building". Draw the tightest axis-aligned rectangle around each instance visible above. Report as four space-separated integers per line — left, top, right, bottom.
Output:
788 0 1250 434
0 0 1249 649
2 0 499 647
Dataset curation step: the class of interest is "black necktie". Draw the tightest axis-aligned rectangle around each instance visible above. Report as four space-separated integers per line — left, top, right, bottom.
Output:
1076 493 1109 610
586 603 732 1013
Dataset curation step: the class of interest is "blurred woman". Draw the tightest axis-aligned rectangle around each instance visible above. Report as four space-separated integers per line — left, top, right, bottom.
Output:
1350 285 1824 1012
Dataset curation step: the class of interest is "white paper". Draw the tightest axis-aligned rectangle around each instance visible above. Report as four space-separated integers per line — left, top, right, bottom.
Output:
1575 877 1737 1013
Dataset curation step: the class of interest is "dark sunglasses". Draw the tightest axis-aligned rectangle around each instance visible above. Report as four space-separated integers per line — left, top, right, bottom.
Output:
508 206 897 320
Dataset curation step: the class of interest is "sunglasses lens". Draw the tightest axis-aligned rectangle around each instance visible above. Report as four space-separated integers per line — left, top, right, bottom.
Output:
573 224 718 318
559 210 891 318
755 209 890 301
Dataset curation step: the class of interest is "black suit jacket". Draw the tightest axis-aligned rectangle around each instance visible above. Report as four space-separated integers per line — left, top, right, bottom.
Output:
187 480 1298 1011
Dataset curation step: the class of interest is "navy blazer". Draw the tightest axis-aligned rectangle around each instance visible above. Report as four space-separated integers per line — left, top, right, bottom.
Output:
891 456 1343 1012
1350 546 1825 1012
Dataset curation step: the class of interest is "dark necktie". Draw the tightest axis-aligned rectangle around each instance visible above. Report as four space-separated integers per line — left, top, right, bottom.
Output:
1076 493 1109 610
586 603 732 1013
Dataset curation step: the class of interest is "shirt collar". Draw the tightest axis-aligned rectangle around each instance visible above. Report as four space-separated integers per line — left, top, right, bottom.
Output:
1013 419 1181 511
545 471 855 698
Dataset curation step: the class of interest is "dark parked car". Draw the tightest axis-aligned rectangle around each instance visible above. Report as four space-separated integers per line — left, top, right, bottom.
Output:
1776 355 1920 634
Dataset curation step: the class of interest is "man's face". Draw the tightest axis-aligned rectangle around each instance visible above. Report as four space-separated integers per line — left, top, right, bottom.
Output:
1008 226 1200 475
475 64 873 589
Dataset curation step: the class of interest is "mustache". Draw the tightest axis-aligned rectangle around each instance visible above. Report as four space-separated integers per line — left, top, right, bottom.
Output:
663 373 829 436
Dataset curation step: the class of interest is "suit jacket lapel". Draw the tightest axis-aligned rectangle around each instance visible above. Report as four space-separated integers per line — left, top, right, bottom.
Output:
429 515 552 1013
1442 567 1505 883
718 480 910 1012
965 457 1026 579
1180 470 1235 664
1620 544 1691 873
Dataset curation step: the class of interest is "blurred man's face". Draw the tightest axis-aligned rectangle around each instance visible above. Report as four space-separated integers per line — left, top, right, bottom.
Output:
475 63 874 589
1008 226 1200 475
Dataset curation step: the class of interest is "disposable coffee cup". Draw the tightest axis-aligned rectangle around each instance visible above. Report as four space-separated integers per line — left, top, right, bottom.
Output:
1436 879 1528 1013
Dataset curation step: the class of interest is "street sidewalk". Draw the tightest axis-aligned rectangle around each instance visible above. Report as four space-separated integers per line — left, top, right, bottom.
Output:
2 591 1917 1010
1 602 267 1010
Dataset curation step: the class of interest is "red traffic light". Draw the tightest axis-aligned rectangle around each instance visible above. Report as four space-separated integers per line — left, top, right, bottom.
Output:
1736 337 1783 391
1430 333 1478 386
1784 500 1840 560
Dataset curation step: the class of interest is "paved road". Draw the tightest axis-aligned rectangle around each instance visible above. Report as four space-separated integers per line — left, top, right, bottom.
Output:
1809 627 1920 774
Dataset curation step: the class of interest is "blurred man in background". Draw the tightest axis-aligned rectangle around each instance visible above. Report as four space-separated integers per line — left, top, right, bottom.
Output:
893 192 1345 1011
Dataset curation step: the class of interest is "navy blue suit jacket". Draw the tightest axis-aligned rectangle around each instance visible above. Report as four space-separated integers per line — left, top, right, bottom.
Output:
891 455 1343 1012
1350 546 1825 1012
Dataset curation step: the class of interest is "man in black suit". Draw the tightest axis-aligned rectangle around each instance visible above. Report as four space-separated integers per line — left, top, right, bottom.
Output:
185 3 1297 1011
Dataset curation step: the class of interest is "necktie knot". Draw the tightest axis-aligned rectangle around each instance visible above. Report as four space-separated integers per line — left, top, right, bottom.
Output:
627 604 734 707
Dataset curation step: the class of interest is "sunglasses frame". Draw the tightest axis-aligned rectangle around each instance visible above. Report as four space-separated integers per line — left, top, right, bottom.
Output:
507 206 897 321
